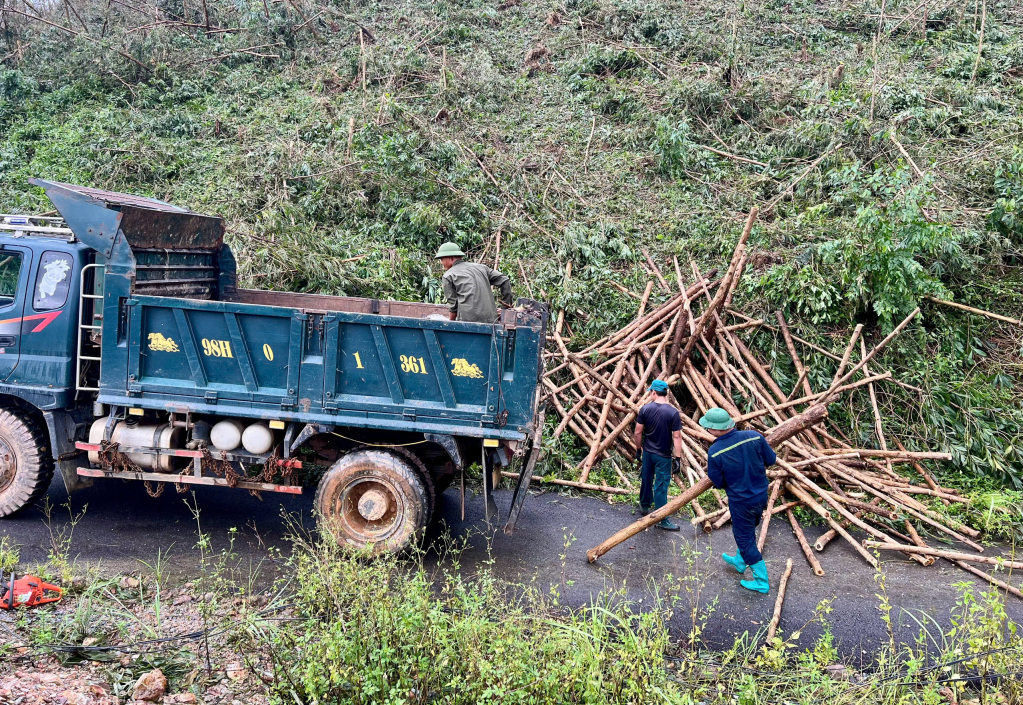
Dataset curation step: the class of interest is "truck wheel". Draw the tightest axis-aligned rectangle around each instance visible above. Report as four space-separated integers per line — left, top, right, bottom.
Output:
0 409 54 518
314 449 429 553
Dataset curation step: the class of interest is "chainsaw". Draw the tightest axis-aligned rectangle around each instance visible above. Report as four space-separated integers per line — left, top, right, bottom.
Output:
0 571 63 609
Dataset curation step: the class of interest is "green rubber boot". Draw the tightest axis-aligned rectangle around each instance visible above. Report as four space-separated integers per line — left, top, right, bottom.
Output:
740 560 770 594
722 552 747 574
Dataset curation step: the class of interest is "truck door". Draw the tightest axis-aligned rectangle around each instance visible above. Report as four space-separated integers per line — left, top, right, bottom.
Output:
0 245 30 381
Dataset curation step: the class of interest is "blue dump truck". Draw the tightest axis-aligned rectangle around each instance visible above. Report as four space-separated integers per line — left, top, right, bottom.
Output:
0 180 548 551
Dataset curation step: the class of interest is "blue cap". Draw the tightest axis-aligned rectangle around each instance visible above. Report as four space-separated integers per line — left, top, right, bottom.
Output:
649 380 669 393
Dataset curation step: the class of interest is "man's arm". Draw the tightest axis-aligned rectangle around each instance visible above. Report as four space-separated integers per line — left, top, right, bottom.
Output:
489 267 514 306
632 423 644 459
442 275 459 321
672 429 683 459
706 454 725 489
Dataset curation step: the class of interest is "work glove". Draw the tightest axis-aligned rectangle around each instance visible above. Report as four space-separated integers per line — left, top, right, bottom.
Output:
635 448 643 464
671 457 681 476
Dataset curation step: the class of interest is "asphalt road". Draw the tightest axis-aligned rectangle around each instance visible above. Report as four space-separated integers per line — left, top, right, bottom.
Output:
2 475 1021 657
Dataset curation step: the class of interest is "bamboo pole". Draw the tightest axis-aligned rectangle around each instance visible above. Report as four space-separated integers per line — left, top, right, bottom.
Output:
892 436 940 481
776 311 813 398
820 308 920 404
785 481 878 568
860 337 892 477
766 558 794 643
864 543 1023 569
787 509 825 576
945 559 1023 600
757 480 782 552
555 260 572 335
904 520 935 566
925 296 1023 327
500 471 634 495
735 373 892 421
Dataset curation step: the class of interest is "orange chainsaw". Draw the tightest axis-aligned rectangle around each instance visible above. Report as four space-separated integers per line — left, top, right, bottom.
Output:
0 571 63 609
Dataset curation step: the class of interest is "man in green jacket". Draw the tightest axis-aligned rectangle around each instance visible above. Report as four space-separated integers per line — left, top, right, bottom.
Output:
436 242 514 323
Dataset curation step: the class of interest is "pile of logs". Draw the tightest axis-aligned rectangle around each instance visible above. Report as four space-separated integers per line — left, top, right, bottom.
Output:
530 207 1020 598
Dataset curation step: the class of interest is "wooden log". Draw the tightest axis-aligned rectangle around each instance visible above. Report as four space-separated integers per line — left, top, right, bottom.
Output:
864 542 1023 569
786 481 878 568
500 471 634 495
641 248 671 293
579 314 646 481
587 402 826 562
766 558 794 643
555 260 572 335
824 323 863 396
607 281 642 300
860 337 893 477
817 448 952 461
757 479 782 552
674 208 758 373
637 281 655 317
893 437 943 496
783 461 930 566
904 520 935 566
787 509 825 576
925 295 1023 327
820 308 920 405
734 373 893 422
692 505 728 525
815 527 840 552
945 559 1023 600
776 311 814 398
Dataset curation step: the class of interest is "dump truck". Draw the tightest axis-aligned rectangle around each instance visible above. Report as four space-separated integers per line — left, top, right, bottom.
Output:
0 180 548 551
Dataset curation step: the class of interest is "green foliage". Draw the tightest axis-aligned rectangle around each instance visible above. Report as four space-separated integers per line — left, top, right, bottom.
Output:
268 536 682 704
988 148 1023 244
246 532 1023 704
1 0 1022 497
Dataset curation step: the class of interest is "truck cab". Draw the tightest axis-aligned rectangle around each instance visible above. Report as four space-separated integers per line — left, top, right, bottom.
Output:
0 182 547 551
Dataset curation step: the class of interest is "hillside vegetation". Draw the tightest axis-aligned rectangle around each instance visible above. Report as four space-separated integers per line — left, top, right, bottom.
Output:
1 0 1022 510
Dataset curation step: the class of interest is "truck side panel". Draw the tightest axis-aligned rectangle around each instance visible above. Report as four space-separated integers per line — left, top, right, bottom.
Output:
117 295 542 439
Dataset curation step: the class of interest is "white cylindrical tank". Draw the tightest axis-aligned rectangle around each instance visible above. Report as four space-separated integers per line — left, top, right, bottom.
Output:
242 422 274 455
210 419 245 452
88 419 185 472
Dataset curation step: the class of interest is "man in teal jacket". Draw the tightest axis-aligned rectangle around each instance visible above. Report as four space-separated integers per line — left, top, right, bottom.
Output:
701 407 776 594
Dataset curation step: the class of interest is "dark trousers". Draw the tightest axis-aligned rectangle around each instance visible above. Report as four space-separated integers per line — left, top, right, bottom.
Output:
730 496 768 566
639 452 672 510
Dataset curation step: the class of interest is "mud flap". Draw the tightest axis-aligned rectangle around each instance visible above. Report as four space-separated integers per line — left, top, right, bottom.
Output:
43 409 93 493
504 406 545 534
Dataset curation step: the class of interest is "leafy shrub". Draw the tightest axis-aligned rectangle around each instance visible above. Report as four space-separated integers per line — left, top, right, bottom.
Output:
266 537 682 704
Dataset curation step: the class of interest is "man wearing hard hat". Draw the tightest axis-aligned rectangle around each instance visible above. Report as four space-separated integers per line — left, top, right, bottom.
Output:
700 407 776 594
435 242 514 323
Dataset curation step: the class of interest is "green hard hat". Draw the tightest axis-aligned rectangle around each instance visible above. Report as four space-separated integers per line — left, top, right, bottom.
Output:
699 407 735 431
435 242 466 259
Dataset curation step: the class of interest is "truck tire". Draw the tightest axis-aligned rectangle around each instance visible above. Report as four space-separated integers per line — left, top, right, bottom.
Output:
0 409 54 518
314 449 429 553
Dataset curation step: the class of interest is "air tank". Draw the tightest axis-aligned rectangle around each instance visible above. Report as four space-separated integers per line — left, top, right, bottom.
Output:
87 419 185 472
210 419 245 452
241 422 274 455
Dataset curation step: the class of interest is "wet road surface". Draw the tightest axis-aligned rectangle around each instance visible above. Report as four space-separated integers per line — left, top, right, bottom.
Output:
1 475 1020 657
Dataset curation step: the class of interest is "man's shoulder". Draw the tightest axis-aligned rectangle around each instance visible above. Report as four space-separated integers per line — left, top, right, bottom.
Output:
709 429 750 450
